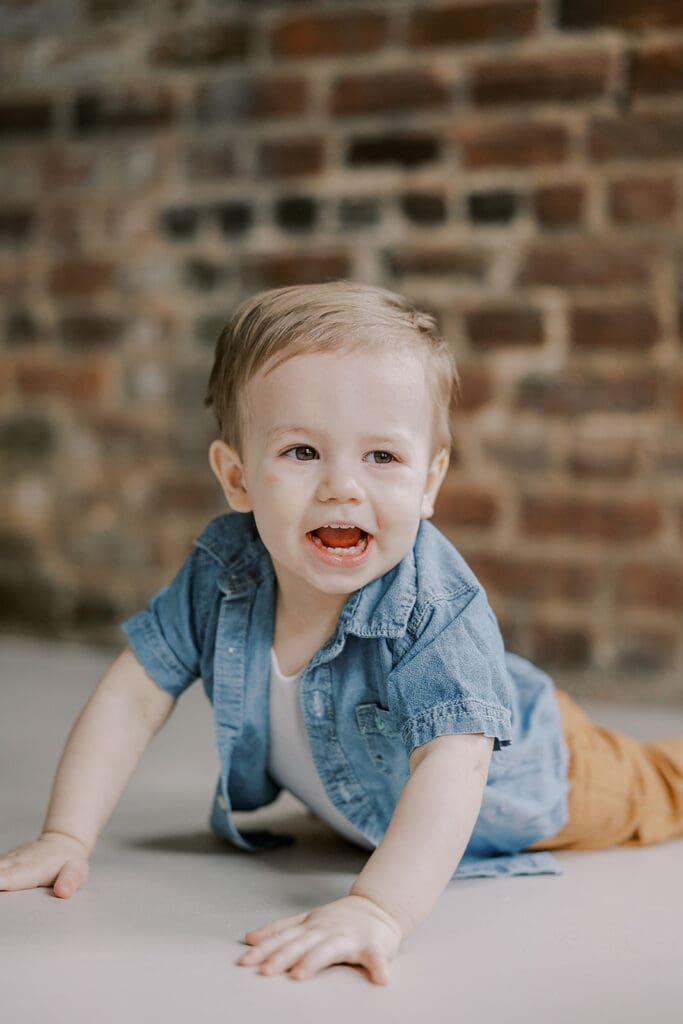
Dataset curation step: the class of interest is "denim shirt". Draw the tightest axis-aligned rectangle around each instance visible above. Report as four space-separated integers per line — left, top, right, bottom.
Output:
121 511 569 880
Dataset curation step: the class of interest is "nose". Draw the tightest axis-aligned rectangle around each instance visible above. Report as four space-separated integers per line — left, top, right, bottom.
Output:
315 455 364 504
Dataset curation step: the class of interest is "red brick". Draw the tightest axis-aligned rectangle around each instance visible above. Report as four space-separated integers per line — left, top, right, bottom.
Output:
675 376 683 421
455 121 568 169
154 475 219 513
49 260 115 296
330 70 449 117
566 440 639 478
385 246 489 279
197 77 308 122
518 239 651 287
609 176 677 222
531 623 592 669
569 304 659 353
16 358 108 401
40 146 97 189
464 306 544 350
257 137 324 179
559 0 683 32
631 41 683 95
150 20 249 65
589 112 683 162
467 553 598 600
272 12 388 58
618 563 683 609
455 364 495 412
521 495 662 541
534 183 585 227
516 369 659 415
241 250 350 289
434 480 499 528
186 141 236 181
471 51 611 106
409 3 538 47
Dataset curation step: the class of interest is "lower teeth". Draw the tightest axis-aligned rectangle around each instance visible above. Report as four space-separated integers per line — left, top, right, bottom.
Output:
310 534 368 555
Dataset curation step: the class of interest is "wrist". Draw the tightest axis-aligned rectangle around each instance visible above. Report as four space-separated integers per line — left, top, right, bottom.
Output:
41 829 92 856
347 887 405 940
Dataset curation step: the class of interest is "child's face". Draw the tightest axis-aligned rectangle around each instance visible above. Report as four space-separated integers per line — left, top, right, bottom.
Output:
209 344 449 608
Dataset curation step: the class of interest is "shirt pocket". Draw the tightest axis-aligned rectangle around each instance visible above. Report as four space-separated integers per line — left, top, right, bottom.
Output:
354 703 401 776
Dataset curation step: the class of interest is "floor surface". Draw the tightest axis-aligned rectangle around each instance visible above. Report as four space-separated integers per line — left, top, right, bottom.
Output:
1 635 682 1024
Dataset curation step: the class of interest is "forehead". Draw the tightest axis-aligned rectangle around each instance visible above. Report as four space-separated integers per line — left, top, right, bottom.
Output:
245 344 431 434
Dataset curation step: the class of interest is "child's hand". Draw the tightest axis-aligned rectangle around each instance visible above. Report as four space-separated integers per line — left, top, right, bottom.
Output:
0 831 90 899
237 893 402 985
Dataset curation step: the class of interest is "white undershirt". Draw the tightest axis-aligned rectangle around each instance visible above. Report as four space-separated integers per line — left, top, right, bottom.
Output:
267 648 373 850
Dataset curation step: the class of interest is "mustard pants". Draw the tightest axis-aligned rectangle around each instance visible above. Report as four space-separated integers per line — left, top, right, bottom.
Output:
527 689 683 852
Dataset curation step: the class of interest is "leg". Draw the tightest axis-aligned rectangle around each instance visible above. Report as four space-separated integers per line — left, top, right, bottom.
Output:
527 688 683 852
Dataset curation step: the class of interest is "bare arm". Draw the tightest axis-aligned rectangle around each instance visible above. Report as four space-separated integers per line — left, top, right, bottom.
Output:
0 647 176 896
238 731 494 984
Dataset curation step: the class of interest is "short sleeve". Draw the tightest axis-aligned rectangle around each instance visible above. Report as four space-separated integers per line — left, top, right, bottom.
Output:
120 546 207 698
387 588 513 756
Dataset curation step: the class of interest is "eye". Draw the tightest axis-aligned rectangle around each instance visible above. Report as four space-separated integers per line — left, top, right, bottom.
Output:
366 450 395 465
282 445 317 461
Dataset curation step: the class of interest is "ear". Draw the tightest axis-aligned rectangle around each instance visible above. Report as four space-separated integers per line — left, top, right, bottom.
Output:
208 440 253 513
421 447 450 520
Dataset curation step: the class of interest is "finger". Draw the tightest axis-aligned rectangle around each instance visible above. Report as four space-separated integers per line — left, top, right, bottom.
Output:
291 937 355 980
240 925 308 963
258 933 325 976
244 912 307 944
361 946 391 986
0 863 49 892
53 859 88 899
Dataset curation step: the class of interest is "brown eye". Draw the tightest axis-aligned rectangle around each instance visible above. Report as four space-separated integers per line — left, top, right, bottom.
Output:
367 451 394 465
284 446 317 461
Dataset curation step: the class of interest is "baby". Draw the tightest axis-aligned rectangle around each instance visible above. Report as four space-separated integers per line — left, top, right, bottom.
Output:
2 281 682 986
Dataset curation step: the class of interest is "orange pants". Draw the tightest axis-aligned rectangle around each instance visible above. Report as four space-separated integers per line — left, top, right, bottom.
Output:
527 688 683 852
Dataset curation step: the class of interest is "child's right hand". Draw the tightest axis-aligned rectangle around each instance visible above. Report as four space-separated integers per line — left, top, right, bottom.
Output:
0 831 90 899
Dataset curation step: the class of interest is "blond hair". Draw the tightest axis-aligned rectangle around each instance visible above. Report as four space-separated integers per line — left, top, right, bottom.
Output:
205 280 460 458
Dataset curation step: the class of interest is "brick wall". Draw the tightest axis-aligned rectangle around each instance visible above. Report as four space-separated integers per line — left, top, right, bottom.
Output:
1 0 682 701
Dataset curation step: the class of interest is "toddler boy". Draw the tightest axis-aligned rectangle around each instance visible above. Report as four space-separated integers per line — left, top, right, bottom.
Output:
1 281 682 986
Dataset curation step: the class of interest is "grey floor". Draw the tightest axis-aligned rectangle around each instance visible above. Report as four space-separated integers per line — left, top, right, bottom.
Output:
1 635 682 1024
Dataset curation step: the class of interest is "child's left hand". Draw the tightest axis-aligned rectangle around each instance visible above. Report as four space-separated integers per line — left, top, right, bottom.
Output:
237 893 402 984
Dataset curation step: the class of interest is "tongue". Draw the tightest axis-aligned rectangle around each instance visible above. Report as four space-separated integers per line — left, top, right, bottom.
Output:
313 526 364 548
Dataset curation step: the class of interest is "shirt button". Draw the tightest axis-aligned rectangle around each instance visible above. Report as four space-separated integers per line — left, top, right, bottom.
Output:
217 793 227 810
228 647 235 654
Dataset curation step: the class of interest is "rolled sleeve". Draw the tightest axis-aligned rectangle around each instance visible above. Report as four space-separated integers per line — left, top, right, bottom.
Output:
388 588 513 756
120 548 204 698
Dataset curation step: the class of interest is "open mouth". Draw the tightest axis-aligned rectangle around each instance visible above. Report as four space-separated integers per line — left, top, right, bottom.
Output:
307 525 370 554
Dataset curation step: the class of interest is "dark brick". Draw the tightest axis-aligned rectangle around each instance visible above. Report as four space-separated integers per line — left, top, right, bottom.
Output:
558 0 683 32
516 369 660 415
521 495 662 541
465 306 544 350
196 77 307 122
330 70 449 117
211 201 253 236
0 413 58 461
347 134 440 168
532 624 592 669
409 3 538 47
400 192 446 225
566 441 638 479
468 190 519 223
49 260 114 296
272 12 388 58
195 314 227 348
74 88 175 134
186 142 235 181
483 436 550 472
434 482 499 527
570 304 659 353
60 313 125 348
0 208 34 244
631 42 683 95
0 99 52 137
258 137 324 179
183 258 230 291
518 239 651 287
6 309 39 346
154 474 221 514
609 176 677 222
614 628 677 675
241 250 351 289
385 246 489 279
150 20 249 65
468 553 597 600
534 183 585 227
590 113 683 162
454 364 495 411
338 197 380 230
160 206 201 240
274 196 317 232
471 51 611 106
618 563 683 609
456 121 568 169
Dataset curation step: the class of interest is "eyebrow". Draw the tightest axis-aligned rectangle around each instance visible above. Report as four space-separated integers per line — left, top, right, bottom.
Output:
265 424 415 449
